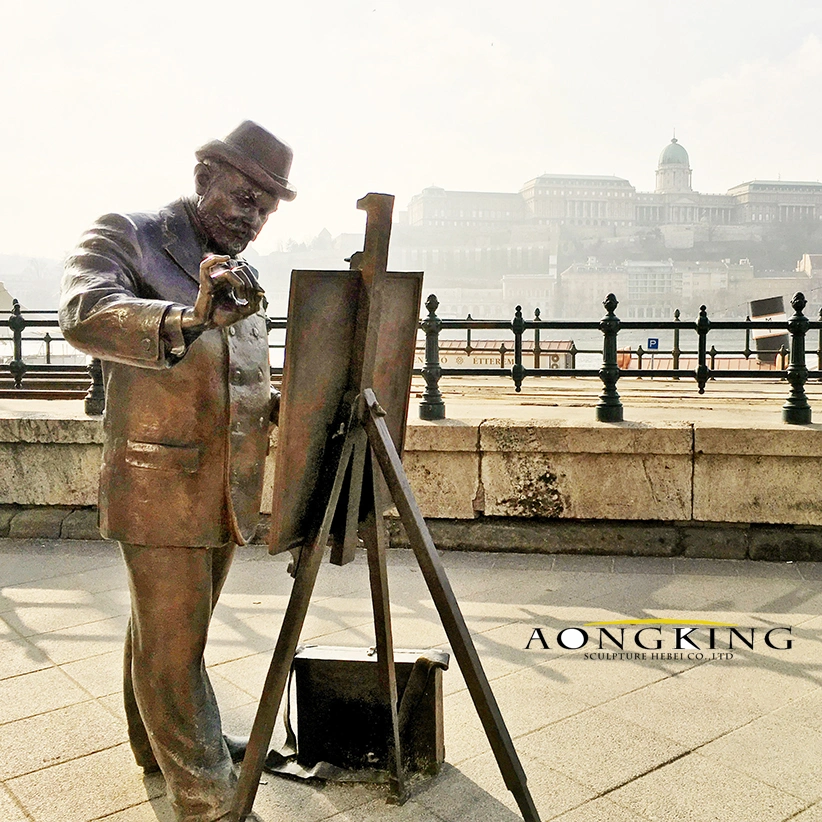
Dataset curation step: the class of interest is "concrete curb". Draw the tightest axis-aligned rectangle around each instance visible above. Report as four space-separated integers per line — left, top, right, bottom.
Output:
4 504 822 561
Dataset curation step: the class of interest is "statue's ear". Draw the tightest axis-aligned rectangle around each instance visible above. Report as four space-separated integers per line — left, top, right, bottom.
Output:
194 162 212 196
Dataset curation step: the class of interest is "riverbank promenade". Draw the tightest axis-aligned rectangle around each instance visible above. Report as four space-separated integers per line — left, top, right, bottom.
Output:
2 539 822 822
2 376 822 821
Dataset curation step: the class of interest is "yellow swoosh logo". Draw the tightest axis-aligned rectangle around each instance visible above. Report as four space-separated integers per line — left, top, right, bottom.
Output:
584 619 737 627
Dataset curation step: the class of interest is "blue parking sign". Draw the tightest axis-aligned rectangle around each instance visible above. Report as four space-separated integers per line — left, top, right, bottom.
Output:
647 338 659 350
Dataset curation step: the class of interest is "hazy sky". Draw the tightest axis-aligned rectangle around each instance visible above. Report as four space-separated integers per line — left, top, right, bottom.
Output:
3 0 822 259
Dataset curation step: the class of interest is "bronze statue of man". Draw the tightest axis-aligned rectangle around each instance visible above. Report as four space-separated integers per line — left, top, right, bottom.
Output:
59 121 296 822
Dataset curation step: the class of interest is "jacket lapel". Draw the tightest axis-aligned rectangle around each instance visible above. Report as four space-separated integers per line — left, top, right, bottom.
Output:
161 199 205 285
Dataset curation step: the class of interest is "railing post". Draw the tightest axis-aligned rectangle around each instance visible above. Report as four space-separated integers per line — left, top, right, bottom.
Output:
744 316 752 359
570 342 577 371
783 292 811 424
533 308 541 369
43 332 52 365
596 293 623 422
709 345 718 378
695 305 710 394
512 305 525 392
85 358 106 415
465 314 473 355
8 299 26 389
817 307 822 376
636 345 645 371
419 294 445 421
672 308 681 379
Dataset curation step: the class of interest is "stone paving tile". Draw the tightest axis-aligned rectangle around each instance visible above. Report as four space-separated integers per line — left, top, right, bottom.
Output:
606 752 806 822
529 653 673 706
773 686 822 728
409 761 533 822
550 796 652 822
698 713 822 803
680 650 820 714
98 692 127 723
25 613 129 665
322 796 443 821
0 700 126 779
248 771 376 822
0 783 29 822
0 634 53 680
210 651 273 698
599 662 761 748
514 707 688 794
553 555 614 574
0 588 124 637
612 556 675 575
60 648 122 697
0 666 89 725
209 668 262 712
673 557 743 576
443 673 590 765
451 751 597 821
789 804 822 822
736 560 804 579
94 797 176 821
6 743 166 822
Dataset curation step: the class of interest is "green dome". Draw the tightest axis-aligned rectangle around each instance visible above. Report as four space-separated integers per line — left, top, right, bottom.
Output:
659 138 689 166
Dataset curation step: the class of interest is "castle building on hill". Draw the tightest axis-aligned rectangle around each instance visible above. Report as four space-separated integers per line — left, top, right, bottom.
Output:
404 137 822 230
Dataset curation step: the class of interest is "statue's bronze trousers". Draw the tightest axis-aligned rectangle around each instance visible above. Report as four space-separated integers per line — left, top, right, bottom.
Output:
120 542 237 822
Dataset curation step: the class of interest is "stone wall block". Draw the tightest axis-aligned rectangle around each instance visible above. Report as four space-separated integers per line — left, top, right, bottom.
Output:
480 420 692 521
61 508 101 540
748 526 822 562
9 507 69 539
0 443 102 507
402 450 480 519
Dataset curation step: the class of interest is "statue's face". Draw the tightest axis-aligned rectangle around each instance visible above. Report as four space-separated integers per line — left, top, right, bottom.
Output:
197 164 280 256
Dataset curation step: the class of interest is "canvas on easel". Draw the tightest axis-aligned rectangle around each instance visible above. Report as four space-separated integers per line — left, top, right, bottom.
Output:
231 193 540 822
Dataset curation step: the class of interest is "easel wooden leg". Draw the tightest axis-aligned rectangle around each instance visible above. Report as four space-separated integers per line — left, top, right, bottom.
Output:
230 435 356 822
363 390 541 822
361 451 406 802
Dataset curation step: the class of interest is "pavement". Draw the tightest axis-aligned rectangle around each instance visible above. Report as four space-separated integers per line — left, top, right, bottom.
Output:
3 538 822 822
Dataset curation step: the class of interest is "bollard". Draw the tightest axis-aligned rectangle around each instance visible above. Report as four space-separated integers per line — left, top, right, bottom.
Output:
85 358 105 416
419 294 445 421
695 305 710 394
8 300 26 389
512 305 525 392
596 293 623 422
782 292 812 424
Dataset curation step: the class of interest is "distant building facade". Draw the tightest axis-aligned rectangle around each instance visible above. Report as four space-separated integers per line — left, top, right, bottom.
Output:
403 137 822 231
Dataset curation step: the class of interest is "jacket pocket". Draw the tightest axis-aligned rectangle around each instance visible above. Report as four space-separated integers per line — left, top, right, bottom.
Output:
125 440 201 474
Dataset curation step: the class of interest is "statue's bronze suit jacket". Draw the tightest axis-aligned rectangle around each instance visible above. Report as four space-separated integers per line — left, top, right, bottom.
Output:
59 198 272 547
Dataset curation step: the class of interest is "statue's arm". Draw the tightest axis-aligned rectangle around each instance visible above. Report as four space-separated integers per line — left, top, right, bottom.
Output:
59 213 184 369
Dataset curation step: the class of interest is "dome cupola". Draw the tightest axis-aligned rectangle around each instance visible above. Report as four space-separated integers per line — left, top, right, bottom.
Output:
655 136 692 193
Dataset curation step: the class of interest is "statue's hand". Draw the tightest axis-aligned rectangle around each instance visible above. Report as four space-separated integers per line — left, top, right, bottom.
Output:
184 254 265 331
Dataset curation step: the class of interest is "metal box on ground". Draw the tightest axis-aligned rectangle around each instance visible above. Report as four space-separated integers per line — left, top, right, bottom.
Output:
292 646 449 777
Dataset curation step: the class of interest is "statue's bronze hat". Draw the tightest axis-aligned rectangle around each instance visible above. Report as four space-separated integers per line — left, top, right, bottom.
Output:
196 121 297 201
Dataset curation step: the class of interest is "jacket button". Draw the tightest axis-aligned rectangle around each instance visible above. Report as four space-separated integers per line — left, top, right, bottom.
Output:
259 416 265 427
229 326 237 336
232 369 242 384
252 327 259 338
257 367 265 381
141 338 152 350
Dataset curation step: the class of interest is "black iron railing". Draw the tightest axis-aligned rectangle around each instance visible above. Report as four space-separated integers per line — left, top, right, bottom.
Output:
2 294 819 424
415 291 820 425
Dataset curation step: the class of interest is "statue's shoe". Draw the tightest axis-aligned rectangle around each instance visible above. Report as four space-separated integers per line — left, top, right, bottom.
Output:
224 733 249 763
